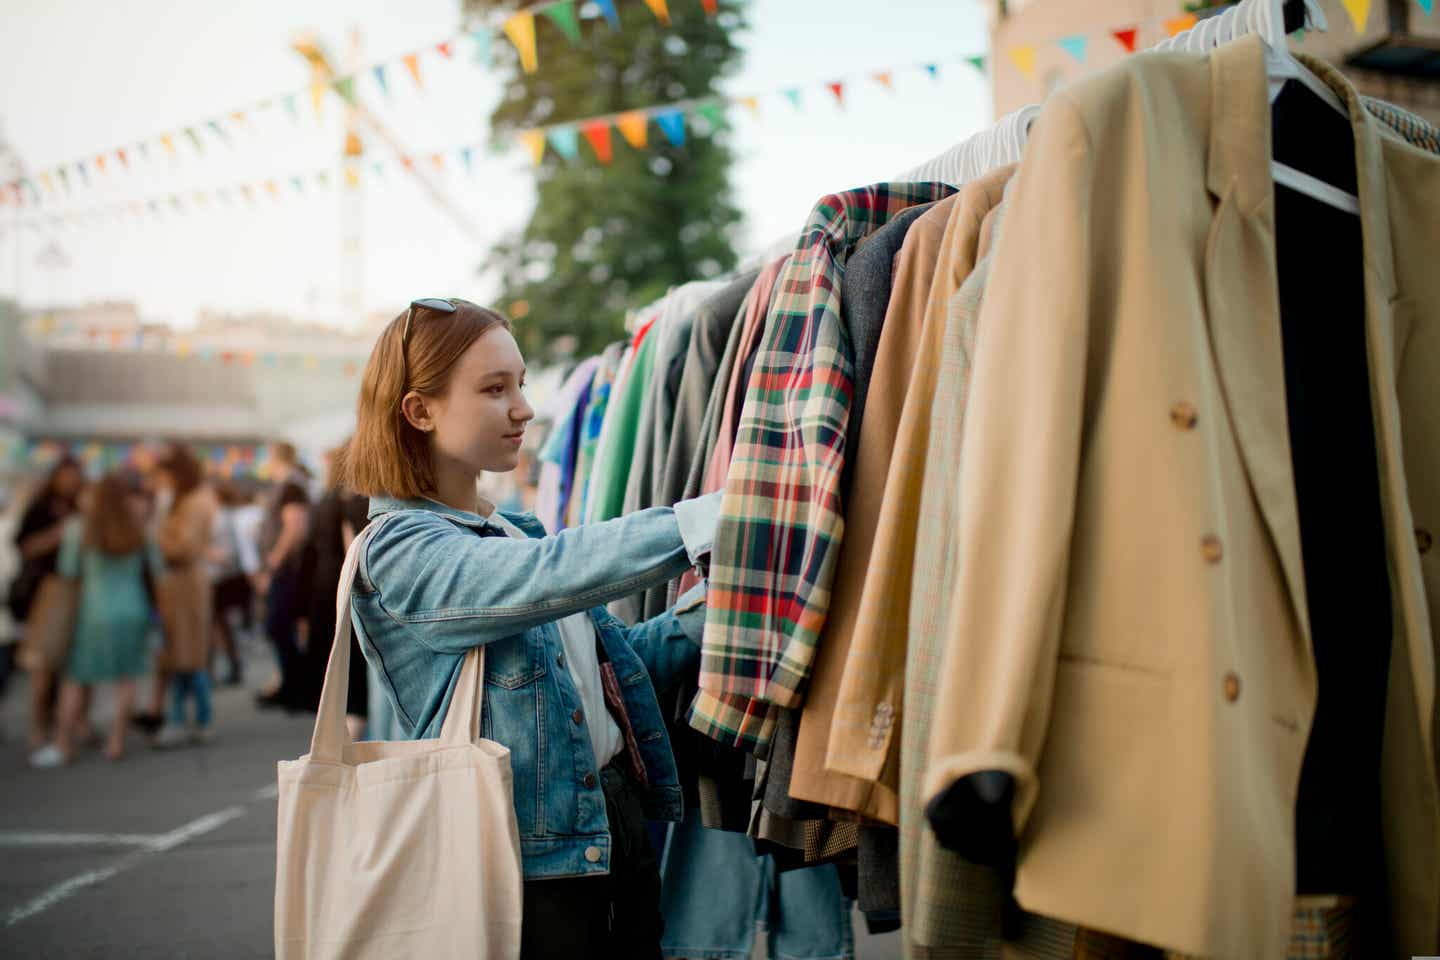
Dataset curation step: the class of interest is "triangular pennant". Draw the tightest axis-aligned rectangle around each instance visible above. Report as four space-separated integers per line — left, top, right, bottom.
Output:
520 129 547 166
344 167 361 188
310 81 327 118
615 111 649 148
595 0 620 29
542 1 583 45
827 81 845 108
1057 34 1088 63
264 179 280 200
239 184 254 203
1007 45 1037 80
1112 27 1139 53
40 172 54 193
372 63 390 96
641 0 670 25
94 154 107 173
170 194 184 212
435 40 454 59
964 56 985 72
184 126 205 154
471 29 493 65
872 70 894 90
57 168 70 192
400 155 415 171
116 148 129 168
926 62 942 79
783 87 803 109
702 0 718 12
75 162 89 186
504 13 539 74
283 93 299 123
738 95 760 116
315 171 331 189
403 52 423 89
1341 0 1370 31
547 125 580 160
1419 0 1433 15
333 75 356 103
655 109 686 147
371 161 386 179
290 176 305 194
581 120 613 164
230 109 247 126
460 146 474 174
206 119 232 146
159 133 176 156
430 153 445 172
137 141 150 161
1164 13 1198 36
696 101 727 131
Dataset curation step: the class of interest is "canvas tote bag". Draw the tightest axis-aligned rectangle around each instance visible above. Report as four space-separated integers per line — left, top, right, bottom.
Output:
275 524 523 959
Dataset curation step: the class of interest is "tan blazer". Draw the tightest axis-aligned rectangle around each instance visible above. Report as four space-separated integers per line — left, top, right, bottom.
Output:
157 485 218 672
923 37 1439 959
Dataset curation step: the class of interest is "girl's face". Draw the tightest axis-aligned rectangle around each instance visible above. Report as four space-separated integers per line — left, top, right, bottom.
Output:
424 325 534 476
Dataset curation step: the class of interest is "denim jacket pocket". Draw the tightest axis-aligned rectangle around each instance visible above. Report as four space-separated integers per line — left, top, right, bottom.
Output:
483 631 547 689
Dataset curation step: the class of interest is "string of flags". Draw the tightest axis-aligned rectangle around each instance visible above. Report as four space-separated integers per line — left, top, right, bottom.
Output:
1000 0 1426 83
1 436 302 480
6 0 725 205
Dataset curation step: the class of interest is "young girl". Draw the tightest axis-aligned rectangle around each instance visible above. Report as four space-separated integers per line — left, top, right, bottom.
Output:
335 298 720 959
31 471 162 766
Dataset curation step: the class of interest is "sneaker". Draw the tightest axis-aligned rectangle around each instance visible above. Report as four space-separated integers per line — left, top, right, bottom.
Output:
153 725 189 749
29 744 67 768
190 727 214 746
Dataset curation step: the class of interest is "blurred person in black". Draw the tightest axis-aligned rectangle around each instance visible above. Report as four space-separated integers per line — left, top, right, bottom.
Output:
208 482 256 687
294 441 369 735
8 456 84 751
254 442 310 710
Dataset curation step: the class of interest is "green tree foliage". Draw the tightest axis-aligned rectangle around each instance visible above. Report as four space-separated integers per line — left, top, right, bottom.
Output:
473 1 747 358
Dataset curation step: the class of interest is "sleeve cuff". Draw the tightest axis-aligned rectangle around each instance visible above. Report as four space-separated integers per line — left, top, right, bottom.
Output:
672 490 724 567
922 750 1038 836
671 580 707 642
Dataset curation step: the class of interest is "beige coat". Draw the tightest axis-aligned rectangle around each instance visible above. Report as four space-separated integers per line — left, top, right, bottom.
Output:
924 38 1439 959
157 486 217 672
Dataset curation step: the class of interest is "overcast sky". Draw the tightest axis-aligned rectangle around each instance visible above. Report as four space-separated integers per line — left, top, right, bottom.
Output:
0 0 991 330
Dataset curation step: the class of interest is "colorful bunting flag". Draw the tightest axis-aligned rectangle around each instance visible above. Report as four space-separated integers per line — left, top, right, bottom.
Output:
184 127 204 154
231 110 248 127
94 154 107 173
595 0 620 29
430 153 445 171
160 133 177 157
872 70 894 90
695 101 727 132
316 171 331 189
344 167 361 188
290 176 304 194
827 81 845 108
371 161 386 179
400 155 415 171
471 29 493 65
738 95 760 116
403 52 423 89
461 146 474 174
283 94 299 123
1419 0 1433 15
964 56 985 72
373 63 390 97
1164 13 1198 36
702 0 719 13
615 111 649 148
520 130 547 166
1008 45 1037 80
782 87 803 109
76 162 90 186
655 109 686 147
1341 0 1370 30
1057 34 1088 63
641 0 670 25
435 40 454 59
40 172 54 193
547 125 580 160
581 120 613 164
206 119 232 146
116 148 129 169
542 1 583 45
333 75 356 103
1112 27 1139 53
504 13 539 74
137 141 150 162
925 63 941 79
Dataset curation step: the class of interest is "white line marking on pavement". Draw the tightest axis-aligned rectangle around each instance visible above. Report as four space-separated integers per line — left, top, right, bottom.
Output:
0 832 158 848
4 787 271 928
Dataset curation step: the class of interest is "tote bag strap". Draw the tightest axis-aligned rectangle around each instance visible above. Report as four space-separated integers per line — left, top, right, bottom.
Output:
310 518 486 762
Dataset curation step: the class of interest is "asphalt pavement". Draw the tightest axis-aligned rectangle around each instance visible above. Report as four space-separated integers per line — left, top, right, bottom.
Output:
0 643 902 959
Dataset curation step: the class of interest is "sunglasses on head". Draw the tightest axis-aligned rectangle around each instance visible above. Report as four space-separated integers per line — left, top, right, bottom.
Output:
402 297 457 347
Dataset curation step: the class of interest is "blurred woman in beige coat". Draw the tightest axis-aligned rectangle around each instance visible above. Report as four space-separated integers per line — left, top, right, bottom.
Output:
153 445 218 748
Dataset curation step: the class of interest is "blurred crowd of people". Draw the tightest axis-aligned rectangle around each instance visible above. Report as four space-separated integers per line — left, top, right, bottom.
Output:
0 439 372 768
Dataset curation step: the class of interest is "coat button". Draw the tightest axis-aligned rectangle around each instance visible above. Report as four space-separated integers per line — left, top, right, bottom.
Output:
1223 672 1241 703
557 652 566 668
572 708 584 725
1418 528 1433 555
1170 402 1198 430
583 772 597 789
1202 535 1224 564
584 846 602 863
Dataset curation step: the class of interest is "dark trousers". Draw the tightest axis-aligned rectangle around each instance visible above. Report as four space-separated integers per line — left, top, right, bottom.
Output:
520 766 664 960
264 572 302 702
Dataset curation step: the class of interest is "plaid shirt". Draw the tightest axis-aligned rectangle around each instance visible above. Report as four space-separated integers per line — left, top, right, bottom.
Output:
689 181 954 749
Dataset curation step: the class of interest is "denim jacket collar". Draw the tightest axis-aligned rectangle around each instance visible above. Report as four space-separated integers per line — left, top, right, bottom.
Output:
367 494 544 537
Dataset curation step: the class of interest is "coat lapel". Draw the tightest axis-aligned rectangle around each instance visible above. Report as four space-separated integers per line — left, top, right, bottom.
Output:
1203 37 1313 648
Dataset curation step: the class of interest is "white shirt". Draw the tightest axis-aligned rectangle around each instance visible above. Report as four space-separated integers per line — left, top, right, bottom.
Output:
487 511 624 770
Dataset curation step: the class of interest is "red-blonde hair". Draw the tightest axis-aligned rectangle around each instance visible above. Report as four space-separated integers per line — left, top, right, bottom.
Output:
335 299 510 499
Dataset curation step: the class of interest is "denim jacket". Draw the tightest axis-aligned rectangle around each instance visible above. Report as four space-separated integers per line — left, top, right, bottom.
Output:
351 495 715 880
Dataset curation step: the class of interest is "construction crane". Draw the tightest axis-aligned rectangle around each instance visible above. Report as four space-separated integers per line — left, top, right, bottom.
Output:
291 31 484 323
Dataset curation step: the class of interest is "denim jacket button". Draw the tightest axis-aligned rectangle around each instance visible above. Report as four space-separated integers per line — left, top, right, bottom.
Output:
584 846 602 863
583 772 597 789
557 652 566 668
572 709 584 725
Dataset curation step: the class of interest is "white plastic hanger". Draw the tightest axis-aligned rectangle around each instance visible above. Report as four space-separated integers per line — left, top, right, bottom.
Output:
892 104 1042 187
1156 0 1359 215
